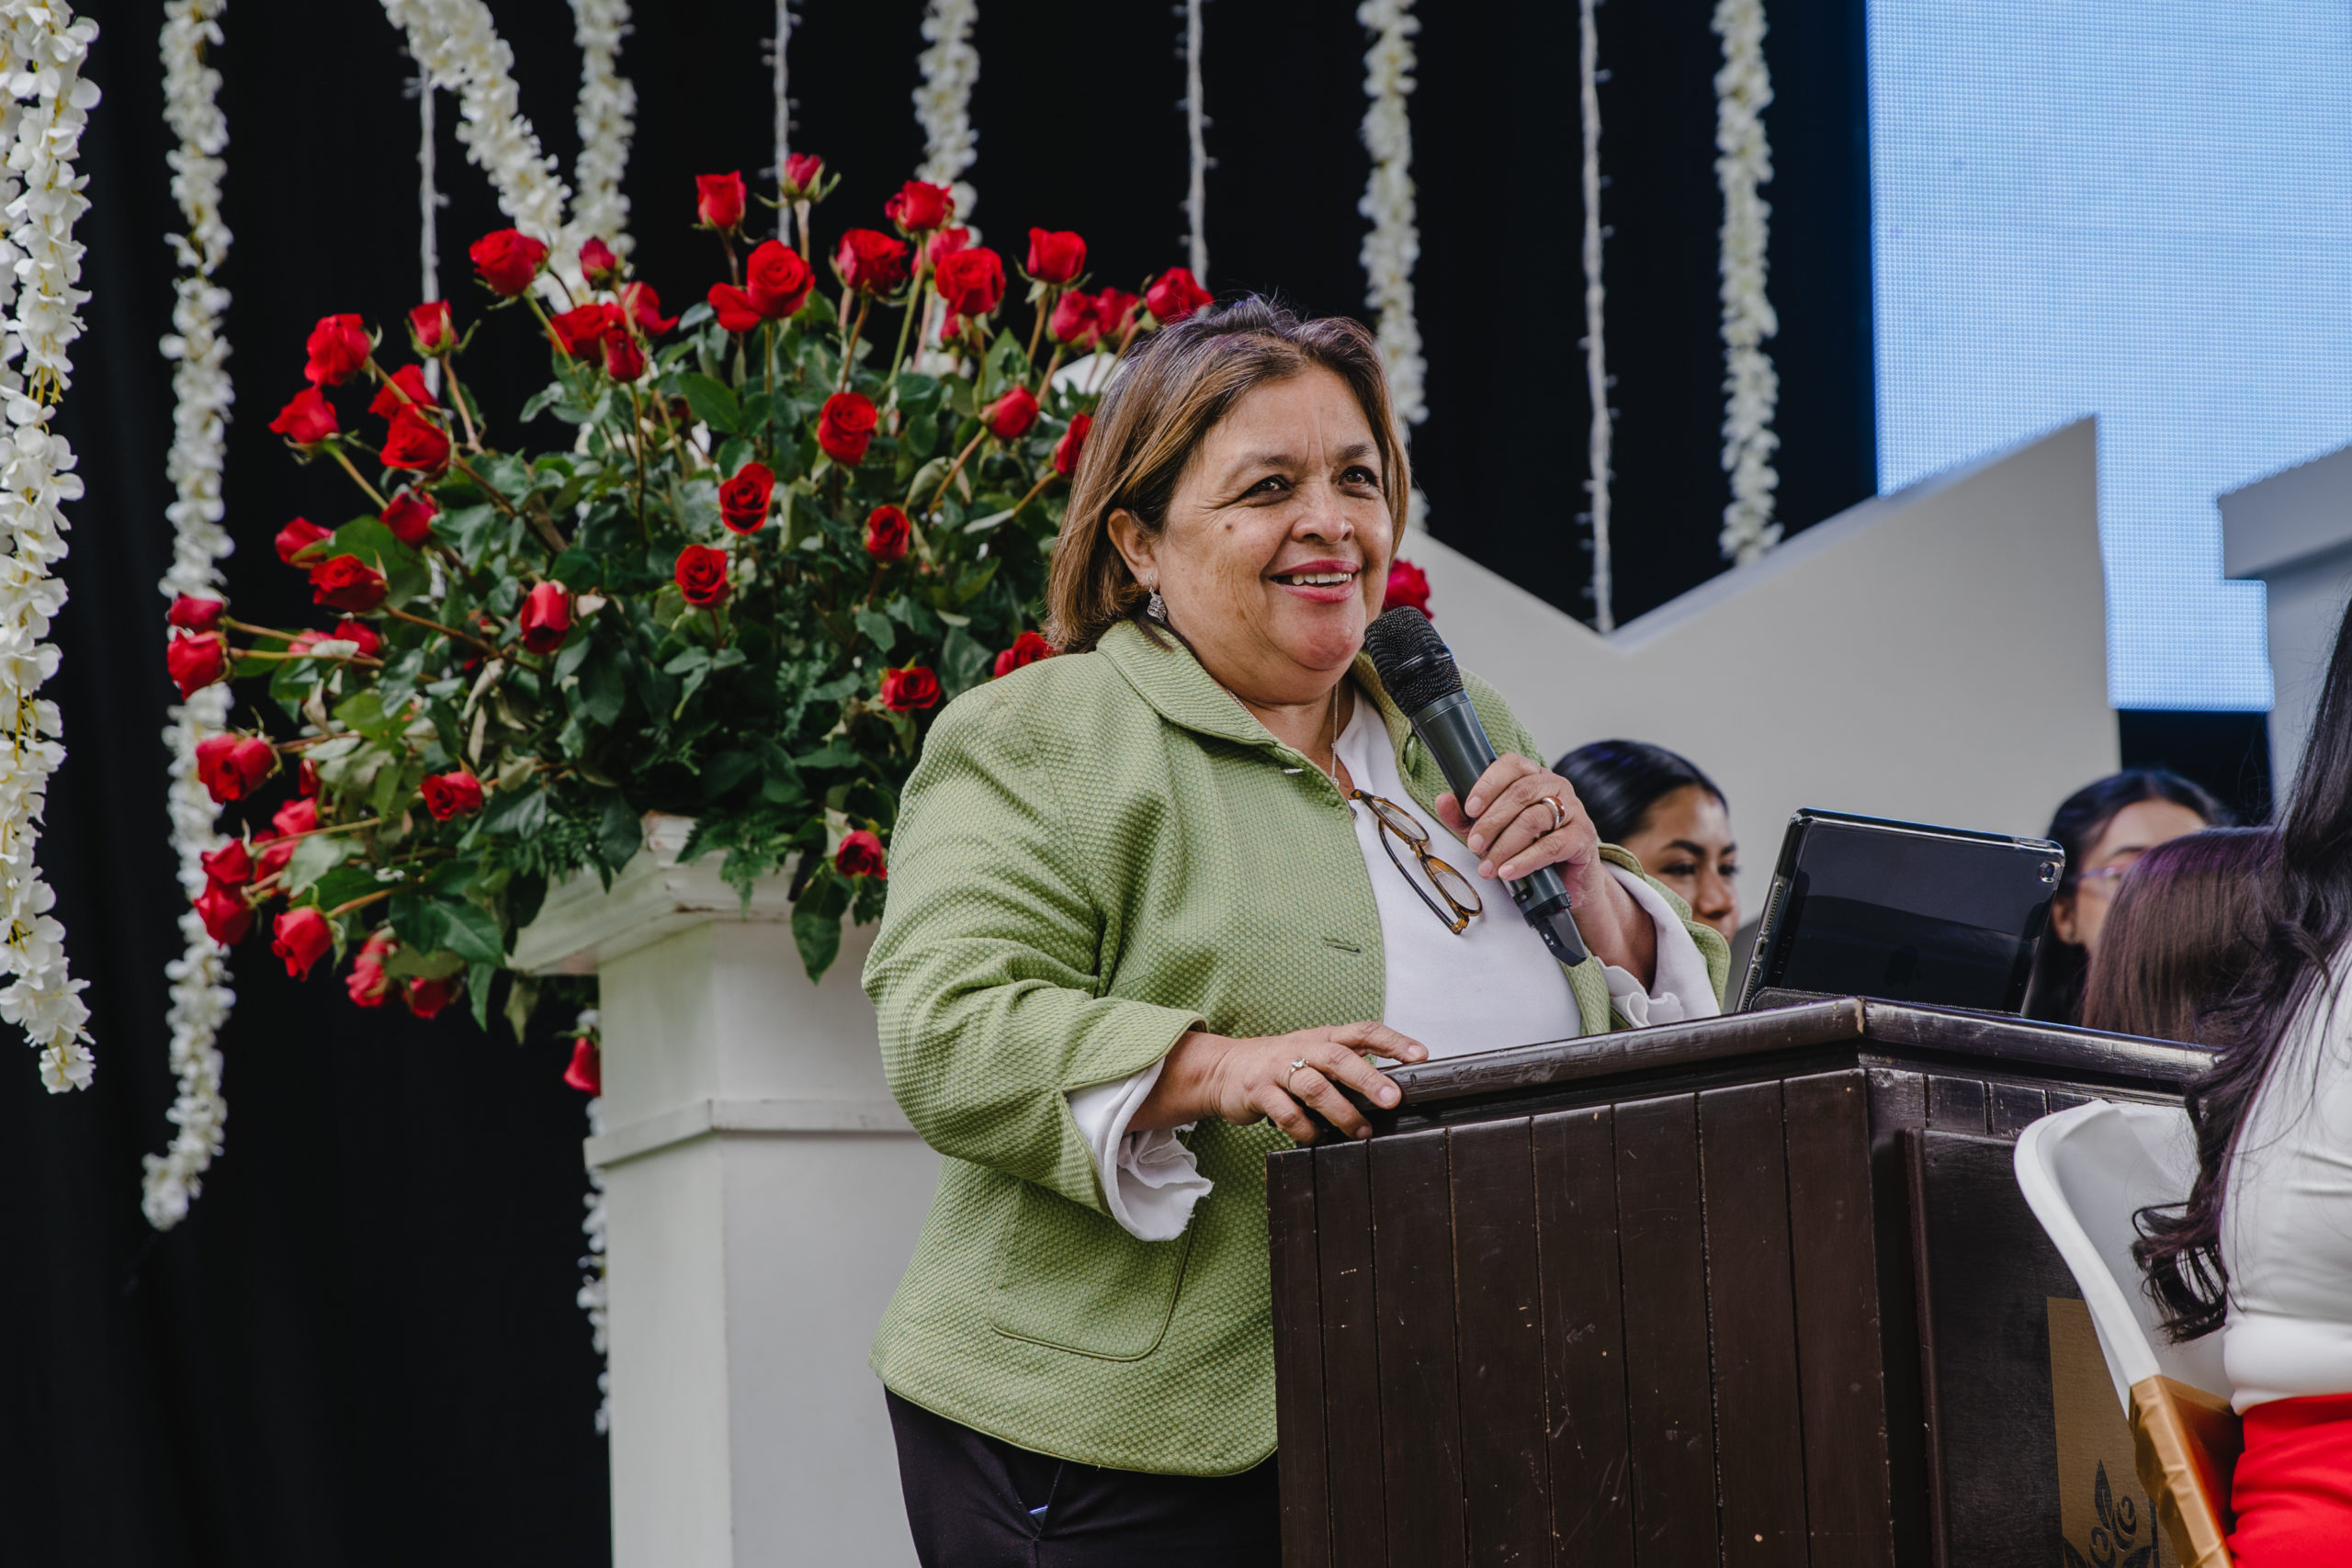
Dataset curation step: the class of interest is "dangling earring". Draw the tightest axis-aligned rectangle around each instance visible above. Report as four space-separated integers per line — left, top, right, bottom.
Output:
1146 585 1167 622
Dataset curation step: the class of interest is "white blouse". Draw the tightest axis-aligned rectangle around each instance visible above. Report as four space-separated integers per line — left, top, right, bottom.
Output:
1069 698 1719 1241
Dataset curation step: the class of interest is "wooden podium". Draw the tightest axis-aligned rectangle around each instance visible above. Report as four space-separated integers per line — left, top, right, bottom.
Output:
1265 996 2206 1568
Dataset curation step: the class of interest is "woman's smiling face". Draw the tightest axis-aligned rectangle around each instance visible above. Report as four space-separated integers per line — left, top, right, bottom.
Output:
1111 367 1394 707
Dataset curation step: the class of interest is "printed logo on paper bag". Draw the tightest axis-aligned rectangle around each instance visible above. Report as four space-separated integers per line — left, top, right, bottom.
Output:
2048 1296 2168 1566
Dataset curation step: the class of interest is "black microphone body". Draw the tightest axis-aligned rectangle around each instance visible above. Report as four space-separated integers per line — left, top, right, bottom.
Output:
1363 610 1591 966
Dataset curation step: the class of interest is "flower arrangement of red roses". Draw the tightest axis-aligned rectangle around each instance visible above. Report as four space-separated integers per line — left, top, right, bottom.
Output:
175 159 1216 1021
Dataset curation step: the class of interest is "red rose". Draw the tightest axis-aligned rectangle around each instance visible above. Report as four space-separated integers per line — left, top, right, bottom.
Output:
367 363 435 420
884 179 954 233
993 630 1057 678
926 226 971 266
1146 266 1213 325
166 631 227 698
255 836 297 880
695 171 747 230
621 281 677 336
548 302 612 361
519 581 571 653
933 246 1004 319
719 462 775 534
469 228 549 297
332 617 382 659
1053 413 1092 479
1048 289 1099 350
406 976 459 1020
818 391 878 465
196 735 275 804
835 829 888 879
167 594 226 632
272 798 318 839
1094 288 1141 340
346 930 395 1008
409 300 455 354
746 240 815 319
1383 558 1432 620
276 516 332 564
201 840 253 888
309 554 388 613
833 228 910 294
1025 228 1087 285
880 664 942 712
195 882 253 946
604 329 647 383
580 237 620 285
379 490 437 546
298 759 320 797
562 1036 602 1093
380 406 451 471
865 504 910 562
267 386 339 446
421 770 484 820
983 385 1039 441
674 544 729 608
782 152 825 200
707 283 763 335
272 907 333 980
303 313 371 387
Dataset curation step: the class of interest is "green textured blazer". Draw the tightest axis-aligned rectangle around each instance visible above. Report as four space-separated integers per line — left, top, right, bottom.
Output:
865 618 1729 1475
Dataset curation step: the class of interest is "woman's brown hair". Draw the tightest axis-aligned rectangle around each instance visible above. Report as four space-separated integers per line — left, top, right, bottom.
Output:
2081 826 2276 1045
1045 296 1409 652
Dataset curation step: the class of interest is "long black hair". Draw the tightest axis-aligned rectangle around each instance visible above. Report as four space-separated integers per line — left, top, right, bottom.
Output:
2136 601 2352 1338
1555 739 1726 846
2022 769 2225 1024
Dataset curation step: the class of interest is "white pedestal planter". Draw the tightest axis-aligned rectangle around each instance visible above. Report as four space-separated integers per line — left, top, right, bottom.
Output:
514 818 932 1567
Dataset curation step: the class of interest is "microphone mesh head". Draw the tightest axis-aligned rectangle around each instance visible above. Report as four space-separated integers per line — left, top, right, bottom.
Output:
1363 606 1464 712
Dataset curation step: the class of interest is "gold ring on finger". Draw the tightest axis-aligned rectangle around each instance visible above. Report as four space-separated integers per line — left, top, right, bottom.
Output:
1286 1056 1310 1094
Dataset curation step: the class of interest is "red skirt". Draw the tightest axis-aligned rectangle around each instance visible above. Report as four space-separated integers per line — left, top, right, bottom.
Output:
2229 1391 2352 1565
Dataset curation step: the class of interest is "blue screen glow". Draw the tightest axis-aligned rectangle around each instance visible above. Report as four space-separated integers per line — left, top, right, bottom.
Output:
1867 2 2352 710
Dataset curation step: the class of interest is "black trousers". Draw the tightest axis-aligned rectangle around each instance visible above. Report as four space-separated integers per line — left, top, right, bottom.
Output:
885 1390 1280 1567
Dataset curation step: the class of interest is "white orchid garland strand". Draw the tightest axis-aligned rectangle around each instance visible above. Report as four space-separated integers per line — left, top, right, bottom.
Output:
1578 0 1614 631
573 1009 609 1434
562 0 633 264
1355 0 1426 533
1182 0 1208 282
770 2 791 239
0 1 96 1094
1712 0 1781 563
145 0 235 1225
912 0 978 223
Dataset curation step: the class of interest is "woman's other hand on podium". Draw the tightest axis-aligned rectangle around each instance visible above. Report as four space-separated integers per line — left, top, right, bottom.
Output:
1130 1021 1428 1144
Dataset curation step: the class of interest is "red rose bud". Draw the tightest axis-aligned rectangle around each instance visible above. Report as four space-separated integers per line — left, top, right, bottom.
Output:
933 246 1004 319
405 976 459 1020
1025 228 1087 285
367 363 435 419
255 836 297 880
603 329 647 383
469 228 549 297
272 797 319 839
409 299 455 354
621 281 677 336
1146 266 1214 325
993 629 1057 677
168 594 226 632
926 226 971 266
1052 412 1092 479
309 555 389 613
880 665 942 712
298 759 320 797
782 152 825 200
674 544 730 608
984 385 1040 441
303 313 372 388
695 171 748 230
196 735 275 804
518 581 572 653
719 462 775 534
548 302 612 361
332 617 382 659
580 237 620 285
379 490 438 546
267 386 339 446
1383 558 1433 620
884 179 955 234
835 829 888 879
421 770 484 820
1048 289 1100 350
865 504 911 561
272 907 333 980
1094 288 1141 339
275 516 333 564
346 956 390 1008
817 391 879 465
562 1036 603 1093
195 882 253 946
833 228 910 294
745 240 814 319
166 631 228 698
707 283 763 335
200 840 254 887
379 406 452 471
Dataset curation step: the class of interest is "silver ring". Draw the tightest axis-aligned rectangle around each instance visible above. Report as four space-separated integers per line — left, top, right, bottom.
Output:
1544 795 1566 834
1286 1056 1310 1093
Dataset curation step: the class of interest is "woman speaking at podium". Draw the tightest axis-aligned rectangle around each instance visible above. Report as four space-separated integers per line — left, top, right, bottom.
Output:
865 299 1725 1563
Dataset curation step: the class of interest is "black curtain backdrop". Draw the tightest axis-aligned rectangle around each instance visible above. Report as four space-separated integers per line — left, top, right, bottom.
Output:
6 3 1874 1562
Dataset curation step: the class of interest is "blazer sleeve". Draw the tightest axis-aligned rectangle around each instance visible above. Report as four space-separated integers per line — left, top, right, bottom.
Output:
864 687 1204 1216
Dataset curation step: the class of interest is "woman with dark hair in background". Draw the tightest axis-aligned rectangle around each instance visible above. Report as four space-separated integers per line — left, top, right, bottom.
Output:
1556 740 1739 942
2023 768 2226 1023
2135 600 2352 1564
2078 827 2275 1044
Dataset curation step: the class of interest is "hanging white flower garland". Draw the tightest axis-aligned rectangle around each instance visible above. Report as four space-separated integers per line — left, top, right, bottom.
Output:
912 0 978 222
560 0 634 265
0 1 97 1095
1355 0 1425 535
770 2 792 239
1712 0 1781 564
144 0 235 1225
1182 0 1208 282
1578 0 1614 630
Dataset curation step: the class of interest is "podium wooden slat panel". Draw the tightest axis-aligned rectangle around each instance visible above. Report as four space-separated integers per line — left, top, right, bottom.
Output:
1311 1140 1387 1565
1614 1094 1717 1568
1372 1128 1465 1568
1532 1107 1634 1568
1450 1120 1551 1566
1268 1148 1329 1568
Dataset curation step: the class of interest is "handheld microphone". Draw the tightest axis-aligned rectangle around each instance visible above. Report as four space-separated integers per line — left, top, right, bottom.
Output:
1362 607 1590 966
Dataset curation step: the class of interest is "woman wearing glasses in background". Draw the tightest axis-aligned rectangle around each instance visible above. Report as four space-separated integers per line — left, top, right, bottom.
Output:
864 298 1725 1564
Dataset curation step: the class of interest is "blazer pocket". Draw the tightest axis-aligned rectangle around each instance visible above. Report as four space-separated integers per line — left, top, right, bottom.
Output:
987 1180 1195 1360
